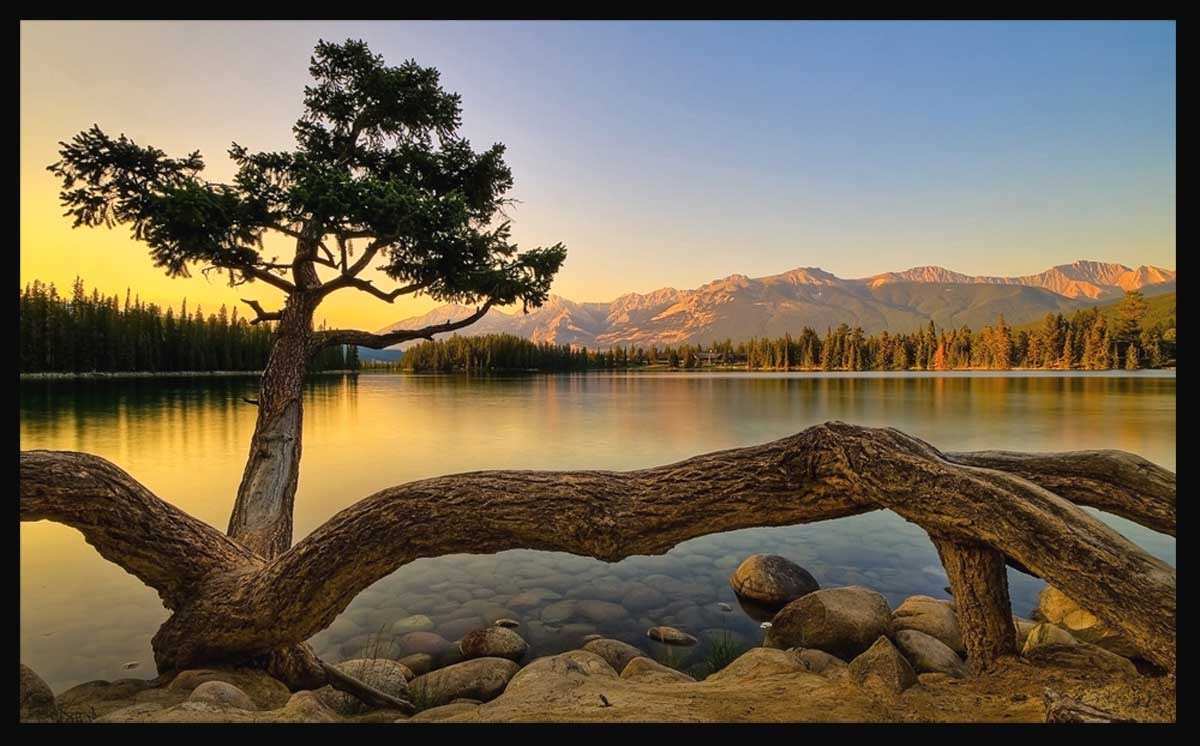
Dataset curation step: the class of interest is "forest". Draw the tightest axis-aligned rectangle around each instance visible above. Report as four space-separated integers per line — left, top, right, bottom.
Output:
396 291 1175 373
18 279 358 374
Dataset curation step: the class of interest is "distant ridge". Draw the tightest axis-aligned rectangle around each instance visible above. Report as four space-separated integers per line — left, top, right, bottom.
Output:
378 260 1175 349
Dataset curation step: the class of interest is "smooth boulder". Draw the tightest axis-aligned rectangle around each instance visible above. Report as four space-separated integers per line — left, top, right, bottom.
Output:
19 664 58 722
187 681 256 711
766 585 892 660
459 627 528 662
620 657 696 684
705 647 807 682
582 638 646 673
317 658 413 715
729 554 820 607
1021 623 1077 656
409 657 520 708
891 595 964 655
647 626 698 646
791 648 848 676
1036 586 1138 658
893 629 967 678
848 636 917 693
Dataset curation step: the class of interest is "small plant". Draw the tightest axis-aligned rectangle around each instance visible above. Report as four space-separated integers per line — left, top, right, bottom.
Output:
700 629 745 678
653 644 685 671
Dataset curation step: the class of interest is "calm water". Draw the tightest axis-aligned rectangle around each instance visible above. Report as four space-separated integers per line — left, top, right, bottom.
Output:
19 371 1175 691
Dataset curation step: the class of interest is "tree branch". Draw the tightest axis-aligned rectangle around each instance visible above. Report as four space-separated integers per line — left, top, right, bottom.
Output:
317 275 430 303
233 265 296 294
309 299 495 351
239 299 282 325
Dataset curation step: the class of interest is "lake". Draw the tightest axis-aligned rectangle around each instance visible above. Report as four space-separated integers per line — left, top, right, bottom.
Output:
19 370 1176 691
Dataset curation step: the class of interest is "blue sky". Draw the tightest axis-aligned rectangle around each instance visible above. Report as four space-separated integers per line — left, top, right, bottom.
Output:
22 21 1175 325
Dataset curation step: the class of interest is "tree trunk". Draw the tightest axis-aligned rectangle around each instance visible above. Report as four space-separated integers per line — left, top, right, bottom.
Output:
931 535 1017 673
19 422 1177 677
226 296 318 559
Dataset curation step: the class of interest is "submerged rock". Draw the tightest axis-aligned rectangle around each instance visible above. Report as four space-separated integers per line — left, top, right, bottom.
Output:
767 586 892 660
729 554 820 607
848 636 917 694
459 627 529 662
392 614 436 634
893 629 967 678
647 626 698 646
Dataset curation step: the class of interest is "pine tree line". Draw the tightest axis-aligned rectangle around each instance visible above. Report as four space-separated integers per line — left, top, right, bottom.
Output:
397 291 1174 373
19 279 359 374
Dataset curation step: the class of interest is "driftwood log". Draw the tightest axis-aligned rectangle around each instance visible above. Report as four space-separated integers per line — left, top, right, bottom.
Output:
19 422 1176 686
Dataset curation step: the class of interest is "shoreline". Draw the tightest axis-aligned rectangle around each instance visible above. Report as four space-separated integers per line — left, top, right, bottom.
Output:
19 369 358 381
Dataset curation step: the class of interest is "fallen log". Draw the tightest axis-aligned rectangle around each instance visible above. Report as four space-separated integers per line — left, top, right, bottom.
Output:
19 422 1177 679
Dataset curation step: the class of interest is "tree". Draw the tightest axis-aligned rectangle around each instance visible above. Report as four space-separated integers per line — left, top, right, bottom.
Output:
48 39 565 560
42 39 564 702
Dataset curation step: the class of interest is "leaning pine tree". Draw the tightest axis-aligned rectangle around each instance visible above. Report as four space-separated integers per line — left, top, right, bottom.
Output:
39 39 563 706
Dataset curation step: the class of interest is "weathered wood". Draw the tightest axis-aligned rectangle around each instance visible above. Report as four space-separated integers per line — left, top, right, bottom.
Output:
19 422 1177 676
930 536 1017 673
1043 688 1133 723
945 449 1176 537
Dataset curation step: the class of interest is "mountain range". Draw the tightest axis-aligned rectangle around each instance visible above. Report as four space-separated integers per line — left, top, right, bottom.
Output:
376 260 1175 350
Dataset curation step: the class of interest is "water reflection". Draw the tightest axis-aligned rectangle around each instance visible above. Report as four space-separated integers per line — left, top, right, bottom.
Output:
19 371 1175 690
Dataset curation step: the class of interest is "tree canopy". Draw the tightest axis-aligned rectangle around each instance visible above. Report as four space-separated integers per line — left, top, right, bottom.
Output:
48 39 566 345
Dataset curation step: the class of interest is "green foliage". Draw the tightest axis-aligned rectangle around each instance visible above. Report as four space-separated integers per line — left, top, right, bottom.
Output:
18 279 357 374
699 630 745 679
47 38 565 312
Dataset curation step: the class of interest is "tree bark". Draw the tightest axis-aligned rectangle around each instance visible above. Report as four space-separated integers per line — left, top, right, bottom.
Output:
226 294 317 559
19 422 1177 677
930 535 1017 673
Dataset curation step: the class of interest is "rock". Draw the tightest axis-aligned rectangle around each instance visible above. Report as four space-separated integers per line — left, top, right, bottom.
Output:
495 618 520 629
398 653 434 676
166 667 291 709
583 638 647 673
729 554 820 607
1024 642 1139 678
566 578 630 602
620 657 696 684
1037 586 1138 658
438 617 486 642
705 647 806 682
541 600 577 625
279 691 340 722
893 629 967 678
575 599 629 623
792 648 848 675
95 702 167 722
409 657 520 708
767 585 892 660
397 631 452 657
891 595 964 654
459 627 529 662
19 664 58 721
647 626 698 646
1013 617 1038 649
621 585 666 612
187 681 257 711
392 614 436 634
317 658 413 715
508 588 561 610
1021 623 1077 655
505 650 618 697
848 636 917 694
409 702 480 722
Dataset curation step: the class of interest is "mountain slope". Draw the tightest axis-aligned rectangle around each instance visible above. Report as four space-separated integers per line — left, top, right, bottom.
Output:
378 260 1175 349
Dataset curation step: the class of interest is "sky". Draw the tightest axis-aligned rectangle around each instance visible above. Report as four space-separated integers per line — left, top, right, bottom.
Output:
20 21 1176 330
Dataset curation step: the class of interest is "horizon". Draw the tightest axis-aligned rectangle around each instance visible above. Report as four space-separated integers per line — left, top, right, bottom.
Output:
21 20 1176 328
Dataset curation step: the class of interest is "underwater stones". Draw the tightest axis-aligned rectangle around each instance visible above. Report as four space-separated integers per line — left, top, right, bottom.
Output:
391 614 436 634
459 627 529 662
647 626 698 646
893 630 967 678
766 586 892 660
848 636 917 694
575 599 629 624
621 585 666 612
398 653 434 676
730 554 820 608
438 617 486 642
892 595 964 655
397 631 453 657
494 618 520 629
540 600 577 625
